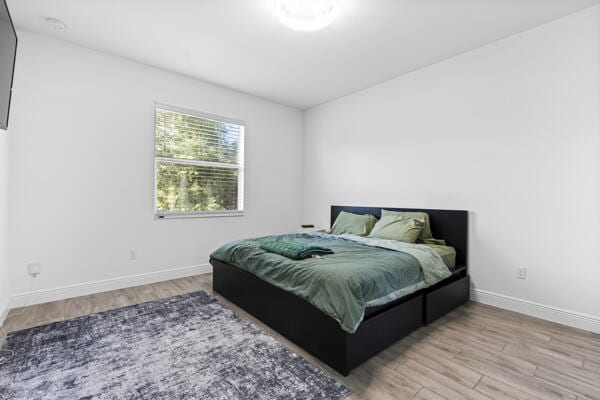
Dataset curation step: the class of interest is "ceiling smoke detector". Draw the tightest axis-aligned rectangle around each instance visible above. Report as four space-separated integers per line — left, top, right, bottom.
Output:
274 0 340 32
45 17 67 31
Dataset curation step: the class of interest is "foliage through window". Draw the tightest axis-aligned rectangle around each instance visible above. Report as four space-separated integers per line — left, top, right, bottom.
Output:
155 106 244 217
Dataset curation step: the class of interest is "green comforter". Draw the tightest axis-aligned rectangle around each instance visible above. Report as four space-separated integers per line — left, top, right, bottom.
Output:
211 233 451 333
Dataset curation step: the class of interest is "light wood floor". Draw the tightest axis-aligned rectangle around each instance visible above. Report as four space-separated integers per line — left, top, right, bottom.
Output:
2 273 600 400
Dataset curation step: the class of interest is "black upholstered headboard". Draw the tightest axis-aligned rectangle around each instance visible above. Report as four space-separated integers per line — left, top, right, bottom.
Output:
330 205 469 268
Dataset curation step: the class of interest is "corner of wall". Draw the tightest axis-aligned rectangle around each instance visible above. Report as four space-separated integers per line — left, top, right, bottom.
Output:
0 129 10 326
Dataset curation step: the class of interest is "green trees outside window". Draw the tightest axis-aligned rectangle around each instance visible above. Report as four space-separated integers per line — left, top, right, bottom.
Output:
155 107 244 215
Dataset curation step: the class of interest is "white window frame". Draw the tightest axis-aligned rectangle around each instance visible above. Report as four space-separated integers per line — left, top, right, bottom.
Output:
154 102 245 219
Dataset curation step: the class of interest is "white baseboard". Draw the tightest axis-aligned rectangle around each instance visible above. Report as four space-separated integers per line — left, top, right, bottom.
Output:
0 297 9 331
7 267 598 335
471 288 600 334
8 263 212 309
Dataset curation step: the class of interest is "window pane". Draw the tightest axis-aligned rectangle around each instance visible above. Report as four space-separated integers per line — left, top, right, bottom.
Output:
156 162 240 213
155 108 241 164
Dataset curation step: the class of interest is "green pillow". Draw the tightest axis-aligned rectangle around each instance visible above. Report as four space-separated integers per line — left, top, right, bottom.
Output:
380 210 438 243
368 215 424 243
331 211 378 236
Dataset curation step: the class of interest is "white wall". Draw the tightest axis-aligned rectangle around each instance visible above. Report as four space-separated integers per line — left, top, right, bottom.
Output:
304 7 600 326
7 31 303 300
0 130 9 317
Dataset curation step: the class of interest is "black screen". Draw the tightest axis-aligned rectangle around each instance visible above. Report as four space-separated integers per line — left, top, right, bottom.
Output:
0 0 16 130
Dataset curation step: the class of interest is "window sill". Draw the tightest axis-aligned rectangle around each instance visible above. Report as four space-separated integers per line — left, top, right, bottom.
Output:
155 211 244 220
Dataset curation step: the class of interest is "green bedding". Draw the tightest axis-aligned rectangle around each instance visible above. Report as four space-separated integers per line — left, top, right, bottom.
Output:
211 233 452 333
260 240 333 260
423 244 457 269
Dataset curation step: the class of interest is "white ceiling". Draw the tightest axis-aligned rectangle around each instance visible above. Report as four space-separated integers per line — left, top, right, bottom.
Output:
8 0 600 109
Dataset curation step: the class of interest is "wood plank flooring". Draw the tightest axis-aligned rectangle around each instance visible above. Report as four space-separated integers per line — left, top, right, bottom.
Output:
1 273 599 400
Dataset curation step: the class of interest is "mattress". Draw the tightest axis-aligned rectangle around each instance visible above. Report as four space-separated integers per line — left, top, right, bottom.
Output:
424 244 457 269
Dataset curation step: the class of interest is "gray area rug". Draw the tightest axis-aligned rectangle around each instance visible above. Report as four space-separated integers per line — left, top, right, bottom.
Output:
0 290 350 400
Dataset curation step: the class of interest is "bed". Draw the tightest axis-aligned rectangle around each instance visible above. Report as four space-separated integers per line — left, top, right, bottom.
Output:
210 206 470 376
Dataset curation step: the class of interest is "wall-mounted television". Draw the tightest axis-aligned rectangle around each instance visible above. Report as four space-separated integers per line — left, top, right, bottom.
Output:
0 0 17 130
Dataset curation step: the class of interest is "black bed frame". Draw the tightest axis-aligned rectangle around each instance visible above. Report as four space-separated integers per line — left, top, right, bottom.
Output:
211 205 470 376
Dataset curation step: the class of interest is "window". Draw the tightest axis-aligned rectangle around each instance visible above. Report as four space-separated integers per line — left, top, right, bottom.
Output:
154 104 244 218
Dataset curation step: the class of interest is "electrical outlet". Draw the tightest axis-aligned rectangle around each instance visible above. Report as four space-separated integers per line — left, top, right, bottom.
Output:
129 249 137 260
28 262 41 277
517 267 527 280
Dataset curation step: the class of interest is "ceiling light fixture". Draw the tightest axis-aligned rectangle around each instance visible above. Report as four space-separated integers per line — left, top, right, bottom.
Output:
45 17 67 31
274 0 340 32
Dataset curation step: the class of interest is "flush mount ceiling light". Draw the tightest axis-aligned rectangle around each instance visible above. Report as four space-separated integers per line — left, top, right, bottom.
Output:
45 17 67 31
274 0 340 32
